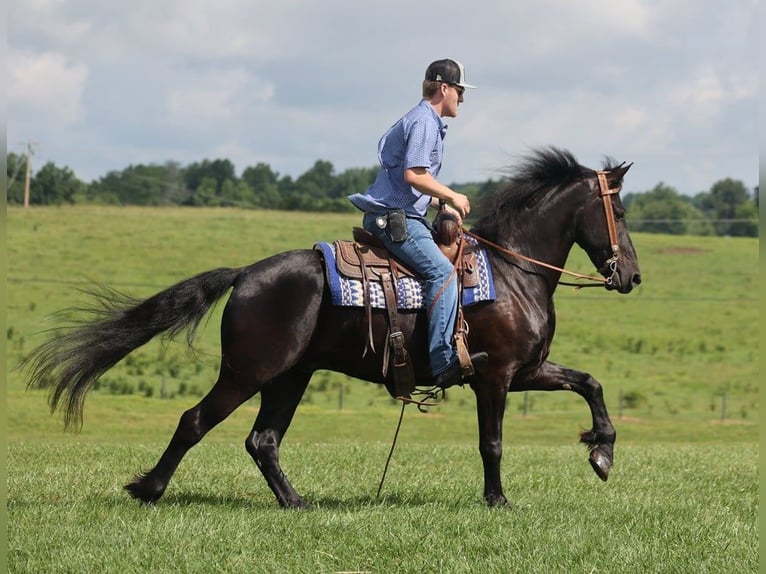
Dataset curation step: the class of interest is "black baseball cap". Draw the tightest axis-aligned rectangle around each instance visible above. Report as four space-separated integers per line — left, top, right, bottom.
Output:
424 59 477 89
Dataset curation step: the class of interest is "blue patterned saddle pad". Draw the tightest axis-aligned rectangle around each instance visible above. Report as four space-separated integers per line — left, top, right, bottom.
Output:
314 238 496 309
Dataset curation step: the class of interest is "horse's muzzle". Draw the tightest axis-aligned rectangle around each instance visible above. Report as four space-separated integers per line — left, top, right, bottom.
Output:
605 269 642 293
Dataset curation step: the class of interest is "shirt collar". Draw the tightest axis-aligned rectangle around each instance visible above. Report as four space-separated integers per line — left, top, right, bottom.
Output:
419 99 448 138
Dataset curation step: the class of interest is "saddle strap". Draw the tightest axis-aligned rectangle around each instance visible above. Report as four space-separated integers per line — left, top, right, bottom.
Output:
355 243 376 356
453 239 475 377
453 309 474 377
380 271 415 400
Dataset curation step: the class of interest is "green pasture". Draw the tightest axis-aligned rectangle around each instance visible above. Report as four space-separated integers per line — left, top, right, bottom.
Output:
5 206 759 573
7 442 757 573
6 206 759 431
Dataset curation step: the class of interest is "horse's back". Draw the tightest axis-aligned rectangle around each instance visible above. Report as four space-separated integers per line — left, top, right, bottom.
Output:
229 249 323 296
220 249 327 379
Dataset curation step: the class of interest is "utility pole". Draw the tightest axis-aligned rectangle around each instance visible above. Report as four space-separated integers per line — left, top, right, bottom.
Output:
22 141 37 208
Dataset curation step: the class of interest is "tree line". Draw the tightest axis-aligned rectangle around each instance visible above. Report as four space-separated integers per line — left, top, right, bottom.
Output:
5 152 759 237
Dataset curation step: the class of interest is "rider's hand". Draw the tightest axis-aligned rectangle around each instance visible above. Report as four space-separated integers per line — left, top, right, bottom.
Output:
442 202 464 226
450 193 471 220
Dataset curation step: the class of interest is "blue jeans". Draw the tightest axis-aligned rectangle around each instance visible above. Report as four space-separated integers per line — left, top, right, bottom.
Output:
363 212 458 375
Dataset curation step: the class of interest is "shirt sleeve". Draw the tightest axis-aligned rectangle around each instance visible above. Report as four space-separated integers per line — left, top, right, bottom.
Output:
403 117 439 172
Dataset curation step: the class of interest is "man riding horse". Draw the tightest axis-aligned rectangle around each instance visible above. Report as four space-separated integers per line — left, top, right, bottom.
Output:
348 58 488 389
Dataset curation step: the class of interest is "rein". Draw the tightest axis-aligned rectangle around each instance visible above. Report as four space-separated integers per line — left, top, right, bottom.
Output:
463 230 607 288
376 171 624 495
464 170 623 290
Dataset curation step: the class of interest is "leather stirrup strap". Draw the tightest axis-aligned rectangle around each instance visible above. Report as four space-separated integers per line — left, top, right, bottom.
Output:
354 243 376 356
451 240 474 376
453 308 474 377
380 271 415 399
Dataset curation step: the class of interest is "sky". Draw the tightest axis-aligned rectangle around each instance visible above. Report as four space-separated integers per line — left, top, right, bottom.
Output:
7 0 759 196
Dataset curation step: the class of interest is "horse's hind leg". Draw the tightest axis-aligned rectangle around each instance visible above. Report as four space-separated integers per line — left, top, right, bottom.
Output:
245 368 312 509
515 361 616 481
125 367 254 503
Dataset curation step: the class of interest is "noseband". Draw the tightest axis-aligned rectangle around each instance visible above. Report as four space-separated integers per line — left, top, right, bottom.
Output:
464 169 625 289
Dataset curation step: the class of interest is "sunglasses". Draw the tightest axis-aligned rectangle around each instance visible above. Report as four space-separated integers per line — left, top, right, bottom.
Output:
450 83 465 96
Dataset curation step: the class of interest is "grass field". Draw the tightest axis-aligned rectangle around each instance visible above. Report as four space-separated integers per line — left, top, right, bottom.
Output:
5 206 760 572
7 443 758 573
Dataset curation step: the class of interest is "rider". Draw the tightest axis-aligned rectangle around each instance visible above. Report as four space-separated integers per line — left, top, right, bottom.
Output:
348 58 487 389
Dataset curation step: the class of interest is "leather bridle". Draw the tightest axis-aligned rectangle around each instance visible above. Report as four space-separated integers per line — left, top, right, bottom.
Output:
595 170 622 285
464 169 625 289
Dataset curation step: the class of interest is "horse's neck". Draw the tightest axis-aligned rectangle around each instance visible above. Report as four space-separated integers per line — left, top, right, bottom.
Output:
499 212 575 271
475 211 574 300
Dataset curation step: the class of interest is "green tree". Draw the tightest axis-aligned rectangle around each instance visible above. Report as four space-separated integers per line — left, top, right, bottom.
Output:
242 163 282 208
218 179 256 207
628 183 711 235
183 159 237 197
332 166 378 200
6 152 26 204
30 162 85 205
729 200 758 237
708 178 751 236
189 176 220 206
86 164 170 205
622 191 639 212
473 178 501 219
277 174 295 205
295 160 335 199
84 171 120 204
282 192 320 211
160 161 190 205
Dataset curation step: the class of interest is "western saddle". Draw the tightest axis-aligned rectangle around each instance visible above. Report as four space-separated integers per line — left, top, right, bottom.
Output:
331 211 479 400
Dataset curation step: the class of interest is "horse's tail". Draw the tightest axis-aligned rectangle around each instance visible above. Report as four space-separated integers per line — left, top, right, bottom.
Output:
22 267 245 429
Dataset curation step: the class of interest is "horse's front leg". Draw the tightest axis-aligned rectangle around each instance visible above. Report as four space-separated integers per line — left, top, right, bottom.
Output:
471 380 510 506
515 360 616 481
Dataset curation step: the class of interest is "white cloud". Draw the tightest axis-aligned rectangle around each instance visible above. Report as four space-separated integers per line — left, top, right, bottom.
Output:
5 0 758 194
8 51 88 126
526 0 654 46
670 67 728 126
10 0 91 45
164 68 275 129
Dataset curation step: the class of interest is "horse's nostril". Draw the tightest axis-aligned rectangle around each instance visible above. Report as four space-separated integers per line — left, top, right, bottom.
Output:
632 273 642 285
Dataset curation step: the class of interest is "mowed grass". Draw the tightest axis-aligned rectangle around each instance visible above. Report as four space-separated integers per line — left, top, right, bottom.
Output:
8 443 758 573
5 206 760 572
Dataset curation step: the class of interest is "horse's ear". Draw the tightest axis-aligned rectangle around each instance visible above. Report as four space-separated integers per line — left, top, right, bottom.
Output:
607 162 632 187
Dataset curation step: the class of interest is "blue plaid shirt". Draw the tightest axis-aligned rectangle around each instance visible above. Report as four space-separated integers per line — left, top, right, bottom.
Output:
349 100 447 217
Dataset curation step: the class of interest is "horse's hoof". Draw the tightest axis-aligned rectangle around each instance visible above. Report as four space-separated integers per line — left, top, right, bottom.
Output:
589 450 611 482
125 474 165 504
484 493 510 507
282 496 311 510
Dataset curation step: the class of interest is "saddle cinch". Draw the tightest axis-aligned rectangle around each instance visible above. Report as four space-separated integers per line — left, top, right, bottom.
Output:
332 212 479 401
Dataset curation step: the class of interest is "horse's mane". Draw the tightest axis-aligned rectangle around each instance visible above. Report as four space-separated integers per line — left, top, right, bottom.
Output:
472 146 602 241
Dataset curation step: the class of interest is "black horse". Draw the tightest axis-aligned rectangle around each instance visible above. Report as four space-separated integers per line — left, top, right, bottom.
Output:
24 147 641 508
